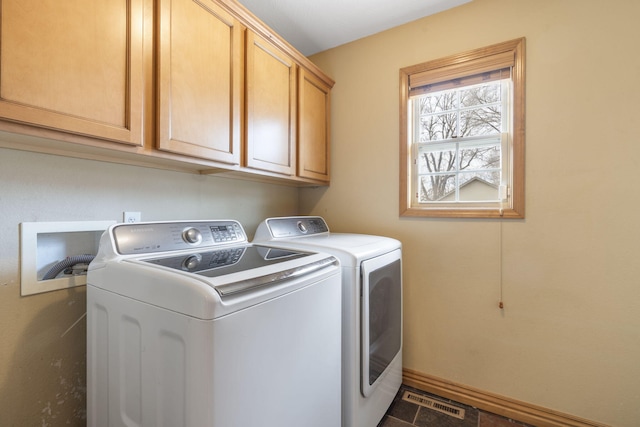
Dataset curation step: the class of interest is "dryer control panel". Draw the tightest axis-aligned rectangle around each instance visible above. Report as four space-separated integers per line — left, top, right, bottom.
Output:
259 216 329 239
112 220 246 255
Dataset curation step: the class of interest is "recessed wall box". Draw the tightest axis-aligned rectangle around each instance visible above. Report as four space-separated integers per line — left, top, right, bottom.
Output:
20 220 115 296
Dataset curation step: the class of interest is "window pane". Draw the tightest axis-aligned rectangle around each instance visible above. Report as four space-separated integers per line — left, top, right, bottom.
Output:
419 113 457 142
457 172 500 202
417 143 457 174
418 91 457 114
460 106 502 137
459 84 500 108
418 174 456 202
459 142 501 171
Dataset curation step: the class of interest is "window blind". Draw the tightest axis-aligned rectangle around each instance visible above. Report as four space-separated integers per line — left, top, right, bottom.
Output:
409 68 511 97
409 49 514 87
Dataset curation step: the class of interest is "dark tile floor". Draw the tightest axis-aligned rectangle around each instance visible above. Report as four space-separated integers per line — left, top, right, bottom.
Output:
378 385 535 427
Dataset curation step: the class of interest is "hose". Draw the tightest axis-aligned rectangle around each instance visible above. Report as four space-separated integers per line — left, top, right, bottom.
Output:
42 255 96 280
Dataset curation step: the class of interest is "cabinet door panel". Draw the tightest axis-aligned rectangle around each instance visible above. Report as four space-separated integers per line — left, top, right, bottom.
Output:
158 0 242 164
0 0 145 145
298 69 330 182
245 31 296 175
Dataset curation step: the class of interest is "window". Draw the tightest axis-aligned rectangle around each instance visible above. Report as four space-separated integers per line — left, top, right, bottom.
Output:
400 38 525 218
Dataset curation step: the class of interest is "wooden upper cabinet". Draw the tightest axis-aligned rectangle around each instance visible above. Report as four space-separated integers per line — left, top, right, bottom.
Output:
0 0 146 145
298 68 331 182
157 0 242 165
244 30 296 176
0 0 333 184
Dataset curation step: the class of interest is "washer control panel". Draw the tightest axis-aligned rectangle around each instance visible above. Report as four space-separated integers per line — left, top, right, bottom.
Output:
112 220 246 255
264 216 329 238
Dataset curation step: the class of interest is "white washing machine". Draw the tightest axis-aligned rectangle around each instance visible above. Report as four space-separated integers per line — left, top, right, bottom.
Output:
87 219 342 427
254 216 402 427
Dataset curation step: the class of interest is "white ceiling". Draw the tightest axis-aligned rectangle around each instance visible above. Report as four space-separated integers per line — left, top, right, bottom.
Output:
237 0 472 56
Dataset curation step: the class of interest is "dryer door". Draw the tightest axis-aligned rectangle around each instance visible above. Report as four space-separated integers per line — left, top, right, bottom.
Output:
361 249 402 397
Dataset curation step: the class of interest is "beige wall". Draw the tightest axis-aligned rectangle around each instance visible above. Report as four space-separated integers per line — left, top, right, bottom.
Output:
302 0 640 425
0 147 298 425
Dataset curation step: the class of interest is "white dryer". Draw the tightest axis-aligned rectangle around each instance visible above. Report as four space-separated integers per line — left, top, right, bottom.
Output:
254 216 402 427
87 219 342 427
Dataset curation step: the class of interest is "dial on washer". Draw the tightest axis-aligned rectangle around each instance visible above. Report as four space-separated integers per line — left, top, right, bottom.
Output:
183 227 202 244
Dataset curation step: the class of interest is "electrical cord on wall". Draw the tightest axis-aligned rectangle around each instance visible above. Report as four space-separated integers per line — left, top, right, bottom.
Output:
42 254 95 280
498 220 504 309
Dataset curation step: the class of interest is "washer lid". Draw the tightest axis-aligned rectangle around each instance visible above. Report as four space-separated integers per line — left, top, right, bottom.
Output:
143 245 310 276
89 248 339 319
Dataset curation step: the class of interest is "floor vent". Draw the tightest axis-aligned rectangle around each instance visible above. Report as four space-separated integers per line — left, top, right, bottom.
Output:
402 391 466 420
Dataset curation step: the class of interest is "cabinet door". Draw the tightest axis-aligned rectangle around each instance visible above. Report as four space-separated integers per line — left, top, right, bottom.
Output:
245 31 296 175
298 68 331 182
158 0 242 165
0 0 146 145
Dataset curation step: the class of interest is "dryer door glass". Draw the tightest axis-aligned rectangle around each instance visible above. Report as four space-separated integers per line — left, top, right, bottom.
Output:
361 249 402 397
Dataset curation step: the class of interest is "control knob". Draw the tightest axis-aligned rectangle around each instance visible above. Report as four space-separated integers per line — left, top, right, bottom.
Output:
182 254 202 271
182 227 202 245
